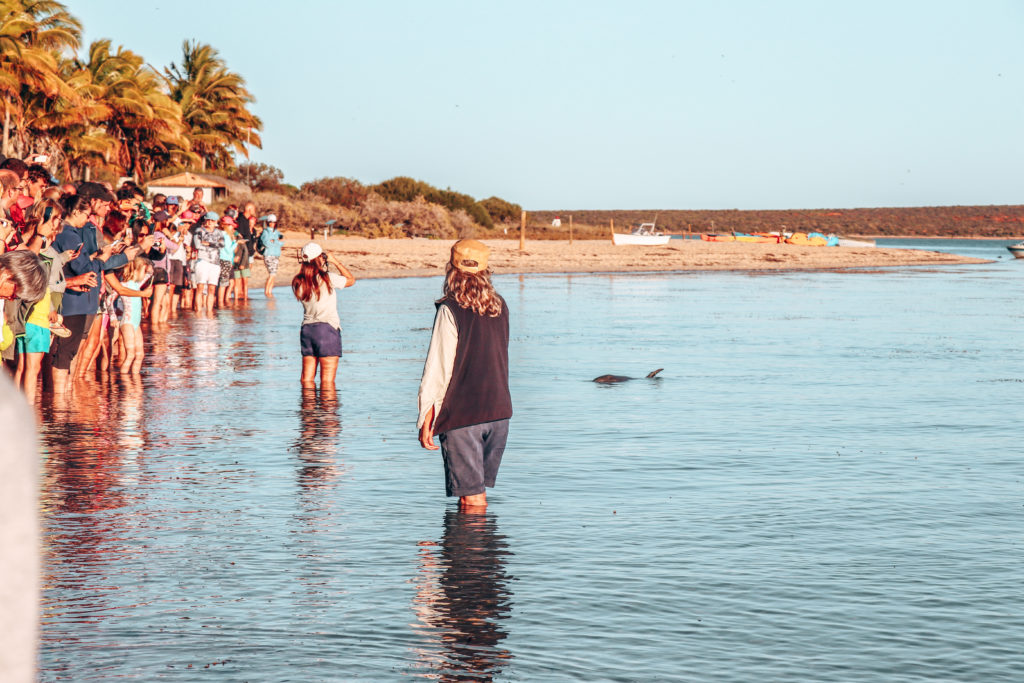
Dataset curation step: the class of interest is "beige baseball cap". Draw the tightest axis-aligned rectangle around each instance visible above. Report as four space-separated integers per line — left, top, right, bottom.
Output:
450 239 489 273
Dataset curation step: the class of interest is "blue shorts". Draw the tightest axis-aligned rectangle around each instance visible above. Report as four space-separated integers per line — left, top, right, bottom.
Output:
300 322 342 357
438 419 510 497
16 322 51 354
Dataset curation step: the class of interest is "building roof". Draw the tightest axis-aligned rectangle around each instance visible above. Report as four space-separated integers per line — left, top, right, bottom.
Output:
148 172 225 188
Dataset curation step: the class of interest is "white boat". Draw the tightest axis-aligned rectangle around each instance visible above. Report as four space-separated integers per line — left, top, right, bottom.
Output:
836 237 876 248
1007 243 1024 259
612 222 671 246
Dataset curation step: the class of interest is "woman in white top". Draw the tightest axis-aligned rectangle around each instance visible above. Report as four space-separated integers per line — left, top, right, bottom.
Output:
291 242 355 387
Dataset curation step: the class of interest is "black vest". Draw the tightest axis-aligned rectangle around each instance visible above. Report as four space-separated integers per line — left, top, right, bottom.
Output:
432 296 513 434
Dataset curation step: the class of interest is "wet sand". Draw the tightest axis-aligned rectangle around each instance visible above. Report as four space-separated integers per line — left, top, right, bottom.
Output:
249 235 989 286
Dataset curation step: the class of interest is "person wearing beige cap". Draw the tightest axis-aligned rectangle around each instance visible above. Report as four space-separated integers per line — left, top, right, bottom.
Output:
417 239 512 510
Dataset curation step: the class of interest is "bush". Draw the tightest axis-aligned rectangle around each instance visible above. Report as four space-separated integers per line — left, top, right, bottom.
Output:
300 176 368 208
370 176 499 229
479 196 522 223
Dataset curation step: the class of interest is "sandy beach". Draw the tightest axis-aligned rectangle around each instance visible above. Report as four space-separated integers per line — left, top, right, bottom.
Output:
248 235 989 287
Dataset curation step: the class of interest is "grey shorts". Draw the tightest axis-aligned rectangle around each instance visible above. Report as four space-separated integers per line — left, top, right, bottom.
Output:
438 419 509 498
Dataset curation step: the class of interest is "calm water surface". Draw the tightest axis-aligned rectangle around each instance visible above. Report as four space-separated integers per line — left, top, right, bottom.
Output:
38 240 1024 681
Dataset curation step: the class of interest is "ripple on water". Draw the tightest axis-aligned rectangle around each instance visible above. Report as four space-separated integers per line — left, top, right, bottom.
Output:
38 261 1024 680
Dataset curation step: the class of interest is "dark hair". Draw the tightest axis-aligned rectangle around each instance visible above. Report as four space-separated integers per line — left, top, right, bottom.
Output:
26 164 50 185
61 193 92 216
0 157 27 176
291 254 332 302
116 185 143 201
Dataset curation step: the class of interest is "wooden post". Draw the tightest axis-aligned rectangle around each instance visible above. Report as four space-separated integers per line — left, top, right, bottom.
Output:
520 210 526 251
569 214 573 244
610 218 615 243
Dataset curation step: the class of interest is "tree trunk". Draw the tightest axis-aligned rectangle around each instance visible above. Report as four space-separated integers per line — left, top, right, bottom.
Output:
2 99 9 157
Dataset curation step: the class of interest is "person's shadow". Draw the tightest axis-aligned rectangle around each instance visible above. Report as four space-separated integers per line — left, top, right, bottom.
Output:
412 509 514 681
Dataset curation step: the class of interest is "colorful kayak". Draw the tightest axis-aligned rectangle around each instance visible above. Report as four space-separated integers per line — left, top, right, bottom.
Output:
701 233 779 243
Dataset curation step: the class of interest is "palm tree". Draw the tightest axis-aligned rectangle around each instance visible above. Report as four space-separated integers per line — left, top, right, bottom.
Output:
166 40 262 171
83 39 193 180
0 0 80 155
23 53 116 179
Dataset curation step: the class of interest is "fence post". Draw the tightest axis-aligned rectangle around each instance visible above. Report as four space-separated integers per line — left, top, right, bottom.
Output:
520 210 526 251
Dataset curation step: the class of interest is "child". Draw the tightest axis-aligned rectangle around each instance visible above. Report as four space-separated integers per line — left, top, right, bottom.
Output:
417 240 512 510
114 257 153 374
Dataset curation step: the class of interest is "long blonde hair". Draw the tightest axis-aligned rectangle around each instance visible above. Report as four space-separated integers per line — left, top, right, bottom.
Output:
444 264 502 317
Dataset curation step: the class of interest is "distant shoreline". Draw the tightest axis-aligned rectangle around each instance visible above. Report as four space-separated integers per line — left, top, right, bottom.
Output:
248 235 990 287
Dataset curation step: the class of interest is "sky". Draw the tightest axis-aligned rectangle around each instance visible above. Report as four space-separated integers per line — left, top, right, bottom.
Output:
73 0 1024 210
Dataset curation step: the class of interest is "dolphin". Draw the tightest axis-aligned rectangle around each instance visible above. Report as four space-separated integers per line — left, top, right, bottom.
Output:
592 368 664 384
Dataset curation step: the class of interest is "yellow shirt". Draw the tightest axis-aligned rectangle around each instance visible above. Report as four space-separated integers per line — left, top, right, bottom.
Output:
26 287 51 328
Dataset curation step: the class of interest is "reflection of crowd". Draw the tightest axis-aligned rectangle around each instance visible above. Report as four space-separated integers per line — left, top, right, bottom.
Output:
0 155 284 402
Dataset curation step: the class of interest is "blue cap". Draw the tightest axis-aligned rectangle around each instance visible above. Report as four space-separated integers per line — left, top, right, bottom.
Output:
166 196 179 205
203 211 219 221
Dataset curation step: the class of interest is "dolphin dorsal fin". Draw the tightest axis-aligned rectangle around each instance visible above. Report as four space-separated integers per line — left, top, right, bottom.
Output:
646 368 664 378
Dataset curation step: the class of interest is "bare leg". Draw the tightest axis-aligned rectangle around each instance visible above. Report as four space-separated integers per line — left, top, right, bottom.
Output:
150 284 167 323
319 356 339 387
73 317 103 381
459 492 487 509
264 274 275 298
130 330 144 374
22 352 43 404
300 356 320 386
119 325 137 374
13 351 25 388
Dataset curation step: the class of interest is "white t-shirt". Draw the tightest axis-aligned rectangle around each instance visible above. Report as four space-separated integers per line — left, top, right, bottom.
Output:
300 273 351 330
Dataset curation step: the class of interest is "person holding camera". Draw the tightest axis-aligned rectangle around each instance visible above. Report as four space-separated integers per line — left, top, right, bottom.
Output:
290 242 355 387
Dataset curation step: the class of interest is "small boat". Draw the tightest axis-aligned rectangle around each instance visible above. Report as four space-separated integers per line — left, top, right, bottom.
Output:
1008 243 1024 259
612 222 671 246
701 233 779 243
785 232 839 247
837 237 876 248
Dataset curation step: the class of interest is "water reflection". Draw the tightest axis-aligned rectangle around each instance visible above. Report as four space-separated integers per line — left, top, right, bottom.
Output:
39 380 141 634
293 386 344 496
411 509 514 681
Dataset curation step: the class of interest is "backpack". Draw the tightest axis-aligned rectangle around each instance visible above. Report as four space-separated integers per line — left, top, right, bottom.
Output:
254 228 267 255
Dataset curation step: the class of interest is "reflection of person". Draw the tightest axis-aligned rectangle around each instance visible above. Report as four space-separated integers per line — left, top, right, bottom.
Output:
291 242 355 387
412 509 513 680
418 240 512 509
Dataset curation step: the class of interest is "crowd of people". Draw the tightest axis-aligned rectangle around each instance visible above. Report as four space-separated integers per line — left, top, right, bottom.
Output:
0 153 285 402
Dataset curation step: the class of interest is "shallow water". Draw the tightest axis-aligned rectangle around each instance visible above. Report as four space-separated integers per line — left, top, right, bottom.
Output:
38 242 1024 681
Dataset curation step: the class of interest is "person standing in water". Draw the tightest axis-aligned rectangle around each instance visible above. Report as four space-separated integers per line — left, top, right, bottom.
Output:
291 242 355 387
417 240 512 510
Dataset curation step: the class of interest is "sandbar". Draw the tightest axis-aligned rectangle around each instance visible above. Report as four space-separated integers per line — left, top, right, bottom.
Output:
249 235 989 286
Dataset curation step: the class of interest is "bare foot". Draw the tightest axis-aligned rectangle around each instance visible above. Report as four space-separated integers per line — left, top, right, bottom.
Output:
459 492 487 510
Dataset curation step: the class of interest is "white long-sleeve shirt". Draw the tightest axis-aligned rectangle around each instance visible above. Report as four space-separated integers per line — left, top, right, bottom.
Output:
417 304 458 429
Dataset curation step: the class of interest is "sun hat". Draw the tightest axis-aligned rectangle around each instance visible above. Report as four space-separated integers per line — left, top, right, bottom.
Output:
179 210 197 222
300 242 323 261
203 211 219 222
219 215 236 226
266 213 277 222
450 239 489 273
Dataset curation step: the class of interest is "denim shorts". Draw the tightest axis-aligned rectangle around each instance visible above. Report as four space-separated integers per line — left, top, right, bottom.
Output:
300 322 342 357
438 419 510 497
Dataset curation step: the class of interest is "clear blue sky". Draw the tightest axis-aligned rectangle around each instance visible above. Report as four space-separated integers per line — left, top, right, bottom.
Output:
73 0 1024 210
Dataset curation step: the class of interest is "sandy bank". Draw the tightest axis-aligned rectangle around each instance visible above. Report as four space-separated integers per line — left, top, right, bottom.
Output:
248 235 989 287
